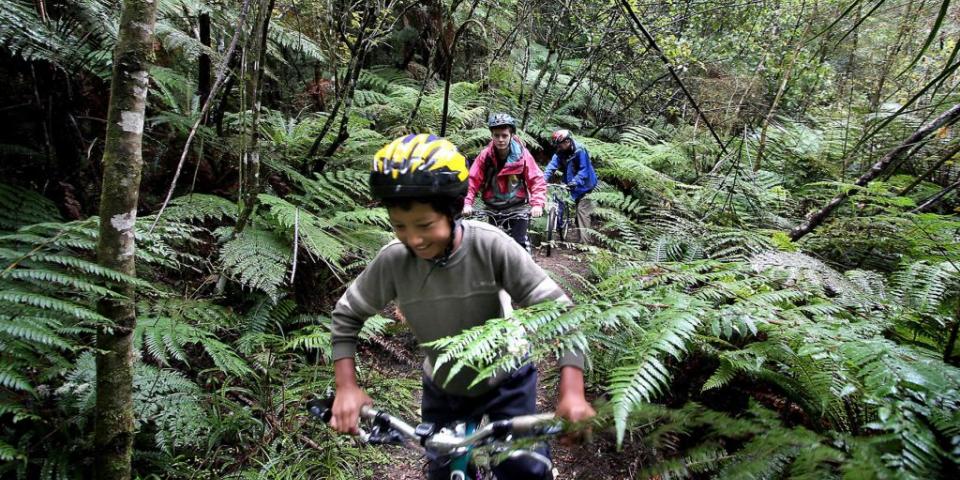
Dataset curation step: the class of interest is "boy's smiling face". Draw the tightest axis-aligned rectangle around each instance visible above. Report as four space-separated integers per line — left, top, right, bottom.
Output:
388 201 452 260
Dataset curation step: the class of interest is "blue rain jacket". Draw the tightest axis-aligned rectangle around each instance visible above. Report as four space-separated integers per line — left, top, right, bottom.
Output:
543 139 597 201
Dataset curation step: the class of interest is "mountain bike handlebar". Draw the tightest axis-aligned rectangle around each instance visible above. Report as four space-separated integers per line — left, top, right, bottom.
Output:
306 395 562 456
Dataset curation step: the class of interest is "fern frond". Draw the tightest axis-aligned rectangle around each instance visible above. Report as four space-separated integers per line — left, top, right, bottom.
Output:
164 194 238 223
609 294 705 444
219 226 290 301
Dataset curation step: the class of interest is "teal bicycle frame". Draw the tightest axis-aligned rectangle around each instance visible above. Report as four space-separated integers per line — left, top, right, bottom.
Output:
448 422 477 480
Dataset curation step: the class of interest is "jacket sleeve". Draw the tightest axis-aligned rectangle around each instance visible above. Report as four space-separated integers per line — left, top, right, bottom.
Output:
543 155 560 182
330 246 397 361
464 149 487 207
570 150 591 187
523 150 547 208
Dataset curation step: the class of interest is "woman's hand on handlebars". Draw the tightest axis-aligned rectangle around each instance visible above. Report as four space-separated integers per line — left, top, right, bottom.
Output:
530 205 543 218
462 204 474 216
330 383 372 435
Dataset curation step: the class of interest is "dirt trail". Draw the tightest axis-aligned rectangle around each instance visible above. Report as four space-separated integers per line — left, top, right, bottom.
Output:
363 247 634 479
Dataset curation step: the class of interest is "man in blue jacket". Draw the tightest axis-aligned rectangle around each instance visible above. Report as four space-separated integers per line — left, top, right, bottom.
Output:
544 129 598 244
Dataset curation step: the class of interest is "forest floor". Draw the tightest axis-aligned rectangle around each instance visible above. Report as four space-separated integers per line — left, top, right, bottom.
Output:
361 245 644 479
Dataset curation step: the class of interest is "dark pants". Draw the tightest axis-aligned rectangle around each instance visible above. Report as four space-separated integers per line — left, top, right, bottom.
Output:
489 210 531 252
421 364 551 480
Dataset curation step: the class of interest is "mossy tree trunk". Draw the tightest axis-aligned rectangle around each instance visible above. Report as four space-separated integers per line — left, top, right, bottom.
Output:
235 0 275 234
93 0 157 479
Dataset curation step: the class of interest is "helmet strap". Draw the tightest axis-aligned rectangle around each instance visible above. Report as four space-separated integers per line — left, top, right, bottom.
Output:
430 218 462 268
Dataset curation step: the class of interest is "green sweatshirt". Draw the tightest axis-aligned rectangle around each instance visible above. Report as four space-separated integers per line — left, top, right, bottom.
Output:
330 220 584 396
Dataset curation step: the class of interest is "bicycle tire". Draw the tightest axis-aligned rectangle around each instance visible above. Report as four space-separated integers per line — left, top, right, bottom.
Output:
545 207 557 257
558 205 568 242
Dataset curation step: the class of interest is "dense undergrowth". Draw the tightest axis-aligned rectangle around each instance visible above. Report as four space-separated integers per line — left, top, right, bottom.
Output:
2 0 960 478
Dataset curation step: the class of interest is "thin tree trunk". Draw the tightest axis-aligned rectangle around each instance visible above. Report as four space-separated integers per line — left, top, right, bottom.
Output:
519 1 568 129
869 0 916 112
589 72 669 136
900 142 960 195
945 297 960 363
753 7 811 171
214 65 238 136
530 45 568 119
198 12 211 109
407 40 440 128
516 36 531 107
550 16 616 113
790 102 960 241
94 0 157 478
912 179 960 213
322 47 368 158
151 0 252 230
235 0 275 234
520 48 554 129
439 0 482 136
487 0 535 71
619 0 726 155
306 3 376 167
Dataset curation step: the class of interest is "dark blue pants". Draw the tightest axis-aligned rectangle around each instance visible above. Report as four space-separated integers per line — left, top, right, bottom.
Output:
421 364 551 480
488 210 531 252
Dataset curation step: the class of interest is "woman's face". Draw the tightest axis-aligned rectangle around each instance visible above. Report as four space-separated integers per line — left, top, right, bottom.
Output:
388 201 452 260
490 127 512 153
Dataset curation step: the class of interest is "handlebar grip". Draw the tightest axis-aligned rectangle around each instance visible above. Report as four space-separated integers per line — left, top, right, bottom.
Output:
510 413 557 433
360 404 377 419
307 395 379 424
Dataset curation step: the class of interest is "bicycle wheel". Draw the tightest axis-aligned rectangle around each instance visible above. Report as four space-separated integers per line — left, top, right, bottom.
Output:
557 203 568 242
545 207 557 257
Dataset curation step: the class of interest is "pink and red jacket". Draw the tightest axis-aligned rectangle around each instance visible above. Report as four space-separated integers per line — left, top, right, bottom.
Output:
464 136 547 210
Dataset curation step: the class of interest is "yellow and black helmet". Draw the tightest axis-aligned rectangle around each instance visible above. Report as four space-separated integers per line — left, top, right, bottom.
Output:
369 134 469 200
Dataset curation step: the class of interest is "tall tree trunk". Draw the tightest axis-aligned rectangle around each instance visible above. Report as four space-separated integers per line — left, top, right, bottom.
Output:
520 48 554 128
516 35 531 107
306 2 376 169
94 0 157 478
235 0 275 234
198 11 211 109
619 0 726 155
530 45 568 119
407 40 440 128
868 0 916 112
439 0 482 136
790 102 960 241
520 2 568 129
550 15 616 112
322 47 368 158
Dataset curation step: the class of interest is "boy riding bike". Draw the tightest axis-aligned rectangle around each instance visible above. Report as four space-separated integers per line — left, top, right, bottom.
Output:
461 113 547 253
543 129 598 244
329 134 595 479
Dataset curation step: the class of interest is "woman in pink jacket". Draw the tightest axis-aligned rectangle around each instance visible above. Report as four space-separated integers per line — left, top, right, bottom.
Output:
462 113 547 252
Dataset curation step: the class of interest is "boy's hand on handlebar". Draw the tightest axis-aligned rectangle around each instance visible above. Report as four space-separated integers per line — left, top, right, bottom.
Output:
330 384 372 435
556 366 595 444
556 393 596 423
530 206 543 218
556 393 596 445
